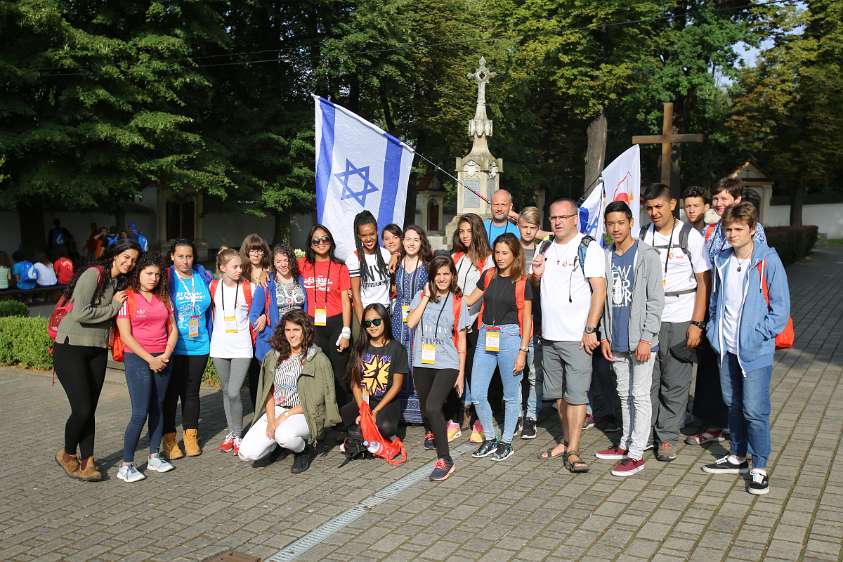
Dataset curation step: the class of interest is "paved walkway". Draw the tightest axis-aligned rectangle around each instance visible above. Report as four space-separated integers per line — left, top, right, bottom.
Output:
1 248 842 562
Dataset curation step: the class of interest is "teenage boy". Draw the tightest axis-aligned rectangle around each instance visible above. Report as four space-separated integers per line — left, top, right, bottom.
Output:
531 198 606 473
595 202 664 477
517 206 545 438
682 186 713 238
706 177 767 266
703 202 789 495
641 184 710 462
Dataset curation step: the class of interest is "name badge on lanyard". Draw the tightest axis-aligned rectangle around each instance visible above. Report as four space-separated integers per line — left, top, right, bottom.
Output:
314 308 327 326
401 304 409 323
188 316 200 339
421 342 436 364
221 281 240 334
485 326 501 352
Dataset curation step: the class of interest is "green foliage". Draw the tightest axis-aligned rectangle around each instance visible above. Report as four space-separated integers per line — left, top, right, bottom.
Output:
0 300 29 317
766 226 819 267
0 317 53 370
203 358 219 388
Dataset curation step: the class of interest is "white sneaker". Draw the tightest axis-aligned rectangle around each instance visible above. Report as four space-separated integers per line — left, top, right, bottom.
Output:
146 453 175 473
116 463 146 483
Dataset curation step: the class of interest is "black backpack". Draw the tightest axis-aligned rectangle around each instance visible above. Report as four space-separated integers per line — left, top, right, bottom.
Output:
639 222 698 297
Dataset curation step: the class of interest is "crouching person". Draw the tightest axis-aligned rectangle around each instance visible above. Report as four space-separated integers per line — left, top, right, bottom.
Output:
238 309 341 473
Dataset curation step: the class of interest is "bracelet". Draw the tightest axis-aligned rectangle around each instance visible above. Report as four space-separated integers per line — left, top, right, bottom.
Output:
519 347 529 353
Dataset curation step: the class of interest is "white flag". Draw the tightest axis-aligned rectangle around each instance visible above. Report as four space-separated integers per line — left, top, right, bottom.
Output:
314 95 414 261
601 145 642 238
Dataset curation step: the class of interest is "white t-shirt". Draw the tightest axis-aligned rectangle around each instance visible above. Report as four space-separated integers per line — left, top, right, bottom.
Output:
210 281 253 359
345 247 391 308
722 255 748 354
540 234 605 341
454 253 494 325
641 221 711 323
33 263 58 286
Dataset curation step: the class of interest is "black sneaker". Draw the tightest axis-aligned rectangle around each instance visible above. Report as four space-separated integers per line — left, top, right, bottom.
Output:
423 432 435 450
472 439 498 458
491 442 514 461
521 418 537 439
702 455 749 475
748 470 769 495
429 457 455 481
290 446 313 474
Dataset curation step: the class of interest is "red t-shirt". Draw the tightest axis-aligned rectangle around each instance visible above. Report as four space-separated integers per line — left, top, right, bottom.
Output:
53 257 74 285
298 258 351 318
118 292 170 353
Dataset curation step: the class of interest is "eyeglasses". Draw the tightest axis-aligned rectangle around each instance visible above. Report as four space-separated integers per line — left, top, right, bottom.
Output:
362 318 383 328
311 236 331 246
549 213 578 222
248 248 265 254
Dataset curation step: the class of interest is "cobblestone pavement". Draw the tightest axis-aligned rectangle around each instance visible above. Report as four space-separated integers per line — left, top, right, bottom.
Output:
1 248 842 562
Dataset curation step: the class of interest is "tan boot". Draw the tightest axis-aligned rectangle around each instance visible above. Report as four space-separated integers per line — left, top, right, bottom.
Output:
54 449 79 479
162 432 184 460
77 456 102 482
183 428 202 457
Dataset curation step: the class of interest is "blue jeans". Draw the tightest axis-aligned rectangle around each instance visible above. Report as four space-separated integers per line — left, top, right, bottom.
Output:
524 337 543 420
720 352 772 468
123 352 172 462
471 324 523 443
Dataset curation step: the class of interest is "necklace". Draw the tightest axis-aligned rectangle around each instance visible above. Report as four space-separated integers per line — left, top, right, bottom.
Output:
736 257 750 272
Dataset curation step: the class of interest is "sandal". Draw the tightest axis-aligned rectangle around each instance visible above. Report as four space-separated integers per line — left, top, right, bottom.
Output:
538 442 567 460
564 450 590 473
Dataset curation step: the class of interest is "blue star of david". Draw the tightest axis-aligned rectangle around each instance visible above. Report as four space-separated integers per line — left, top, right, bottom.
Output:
335 159 378 206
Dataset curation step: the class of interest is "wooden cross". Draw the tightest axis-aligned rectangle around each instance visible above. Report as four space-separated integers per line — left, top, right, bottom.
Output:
632 102 704 190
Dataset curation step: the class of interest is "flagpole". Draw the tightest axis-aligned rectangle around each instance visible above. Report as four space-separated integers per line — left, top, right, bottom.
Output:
412 150 491 204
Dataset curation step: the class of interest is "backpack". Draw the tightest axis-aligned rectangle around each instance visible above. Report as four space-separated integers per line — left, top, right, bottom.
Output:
450 293 463 350
537 235 595 277
640 223 698 297
109 289 137 362
478 269 528 336
53 258 74 285
757 259 795 349
48 265 104 342
18 261 37 281
209 278 256 344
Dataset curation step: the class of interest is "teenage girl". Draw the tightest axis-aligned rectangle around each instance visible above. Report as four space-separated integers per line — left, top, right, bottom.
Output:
210 247 255 456
240 233 271 409
115 253 179 482
347 211 391 323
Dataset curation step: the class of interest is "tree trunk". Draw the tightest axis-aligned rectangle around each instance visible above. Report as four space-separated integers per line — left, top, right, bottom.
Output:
17 201 46 255
789 179 804 226
583 112 607 198
274 209 291 244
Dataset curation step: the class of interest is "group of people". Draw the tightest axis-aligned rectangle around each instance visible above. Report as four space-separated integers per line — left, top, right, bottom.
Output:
0 249 74 293
50 176 790 494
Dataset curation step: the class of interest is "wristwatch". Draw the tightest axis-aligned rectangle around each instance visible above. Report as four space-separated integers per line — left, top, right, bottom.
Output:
584 325 597 335
690 320 706 330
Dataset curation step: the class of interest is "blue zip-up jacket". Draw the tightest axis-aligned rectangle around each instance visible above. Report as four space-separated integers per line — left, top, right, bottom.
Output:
706 241 790 372
168 264 215 350
250 275 308 361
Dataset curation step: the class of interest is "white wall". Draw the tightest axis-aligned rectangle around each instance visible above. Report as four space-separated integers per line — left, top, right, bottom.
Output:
767 204 843 238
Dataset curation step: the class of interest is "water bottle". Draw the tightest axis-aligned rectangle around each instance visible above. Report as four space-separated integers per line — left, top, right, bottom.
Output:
365 440 381 454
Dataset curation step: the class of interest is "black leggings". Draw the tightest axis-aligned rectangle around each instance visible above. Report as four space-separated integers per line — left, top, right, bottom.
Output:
53 342 108 459
163 354 208 432
445 328 477 422
340 398 401 439
414 367 459 460
315 314 350 408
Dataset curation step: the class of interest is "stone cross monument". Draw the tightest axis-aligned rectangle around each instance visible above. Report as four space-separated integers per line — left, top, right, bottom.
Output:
445 57 503 243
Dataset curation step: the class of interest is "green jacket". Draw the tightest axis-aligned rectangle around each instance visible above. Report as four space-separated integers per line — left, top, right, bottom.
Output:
56 267 121 348
255 345 342 445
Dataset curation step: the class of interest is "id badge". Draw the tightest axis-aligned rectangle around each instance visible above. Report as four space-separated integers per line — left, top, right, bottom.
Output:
188 316 200 339
314 308 327 326
401 304 409 323
421 343 436 364
224 313 238 334
485 327 501 352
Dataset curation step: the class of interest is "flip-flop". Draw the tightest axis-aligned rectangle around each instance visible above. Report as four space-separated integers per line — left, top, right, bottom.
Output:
538 445 567 460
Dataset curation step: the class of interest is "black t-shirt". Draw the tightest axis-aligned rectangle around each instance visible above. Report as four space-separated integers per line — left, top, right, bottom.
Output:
359 340 409 399
477 274 533 326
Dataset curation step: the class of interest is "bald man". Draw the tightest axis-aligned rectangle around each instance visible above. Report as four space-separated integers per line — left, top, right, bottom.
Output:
483 189 521 244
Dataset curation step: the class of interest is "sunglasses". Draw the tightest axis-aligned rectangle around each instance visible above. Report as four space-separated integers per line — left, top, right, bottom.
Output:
362 318 383 328
311 236 331 246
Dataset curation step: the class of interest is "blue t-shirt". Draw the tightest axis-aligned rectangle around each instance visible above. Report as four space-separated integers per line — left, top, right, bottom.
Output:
484 219 521 245
610 242 637 353
172 272 212 355
11 262 36 290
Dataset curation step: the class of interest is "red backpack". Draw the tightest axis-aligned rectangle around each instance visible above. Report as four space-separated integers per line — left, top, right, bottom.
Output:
48 265 104 343
478 269 528 336
109 289 137 362
757 260 795 349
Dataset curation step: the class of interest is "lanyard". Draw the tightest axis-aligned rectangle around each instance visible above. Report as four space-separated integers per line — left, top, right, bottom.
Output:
220 280 239 311
317 260 332 309
650 221 675 280
175 270 198 314
400 257 420 302
421 292 450 341
456 257 473 292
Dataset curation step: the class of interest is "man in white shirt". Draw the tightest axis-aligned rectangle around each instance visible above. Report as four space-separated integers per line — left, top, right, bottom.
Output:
641 184 711 462
532 198 606 473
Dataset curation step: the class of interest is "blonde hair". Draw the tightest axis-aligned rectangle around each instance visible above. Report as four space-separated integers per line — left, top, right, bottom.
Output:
216 246 240 273
519 206 542 227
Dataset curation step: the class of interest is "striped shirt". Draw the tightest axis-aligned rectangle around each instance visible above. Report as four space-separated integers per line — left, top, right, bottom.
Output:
273 354 302 408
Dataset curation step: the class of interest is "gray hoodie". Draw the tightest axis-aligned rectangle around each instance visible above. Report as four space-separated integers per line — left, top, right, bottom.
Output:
599 240 664 350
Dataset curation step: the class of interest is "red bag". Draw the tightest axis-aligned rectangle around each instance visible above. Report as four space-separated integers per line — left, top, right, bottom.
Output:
48 265 104 342
110 289 137 362
358 400 407 465
757 260 795 349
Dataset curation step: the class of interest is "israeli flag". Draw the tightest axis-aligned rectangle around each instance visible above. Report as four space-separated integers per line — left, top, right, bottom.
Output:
314 95 414 261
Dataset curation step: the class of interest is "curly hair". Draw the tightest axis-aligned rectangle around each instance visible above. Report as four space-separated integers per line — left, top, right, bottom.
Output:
129 253 170 305
271 243 300 281
268 309 315 363
63 238 141 305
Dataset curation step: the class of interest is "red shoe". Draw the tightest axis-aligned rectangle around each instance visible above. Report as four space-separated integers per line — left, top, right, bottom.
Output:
595 446 627 460
611 457 645 477
218 432 236 453
685 429 725 445
232 437 242 456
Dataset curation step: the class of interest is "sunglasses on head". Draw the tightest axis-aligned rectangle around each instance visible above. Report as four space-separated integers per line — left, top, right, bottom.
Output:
311 236 331 246
362 318 383 328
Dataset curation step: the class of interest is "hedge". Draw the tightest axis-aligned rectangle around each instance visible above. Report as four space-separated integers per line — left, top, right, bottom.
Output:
765 225 818 266
0 317 53 370
0 300 29 317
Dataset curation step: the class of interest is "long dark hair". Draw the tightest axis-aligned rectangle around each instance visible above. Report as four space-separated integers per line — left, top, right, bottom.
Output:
400 225 434 265
239 233 271 282
129 252 169 305
493 233 525 280
304 224 341 264
426 255 462 303
168 238 198 267
63 239 142 304
271 243 300 281
352 210 388 284
349 303 392 388
269 309 315 363
452 213 491 268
